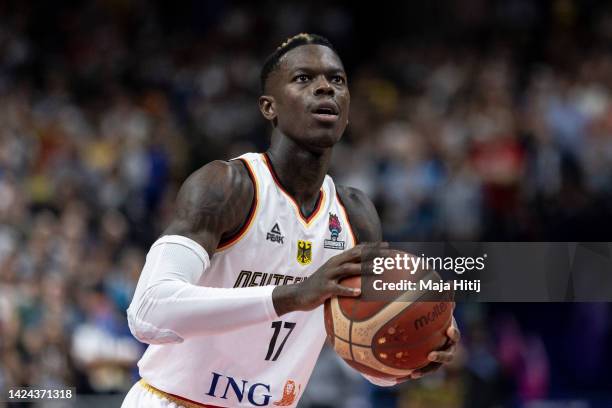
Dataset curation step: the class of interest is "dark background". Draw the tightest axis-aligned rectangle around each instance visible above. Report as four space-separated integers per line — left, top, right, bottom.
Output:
1 1 611 407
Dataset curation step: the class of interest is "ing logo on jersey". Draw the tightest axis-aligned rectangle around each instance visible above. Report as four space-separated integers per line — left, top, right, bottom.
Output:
296 240 312 265
273 379 301 406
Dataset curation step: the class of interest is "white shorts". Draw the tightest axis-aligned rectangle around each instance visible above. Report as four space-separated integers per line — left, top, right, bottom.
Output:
121 380 224 408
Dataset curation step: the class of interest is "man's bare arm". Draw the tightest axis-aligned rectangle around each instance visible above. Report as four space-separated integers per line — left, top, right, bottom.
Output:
164 159 254 254
336 185 382 244
126 160 285 344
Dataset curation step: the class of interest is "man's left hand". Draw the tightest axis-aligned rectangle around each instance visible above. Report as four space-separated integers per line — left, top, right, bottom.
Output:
403 317 461 381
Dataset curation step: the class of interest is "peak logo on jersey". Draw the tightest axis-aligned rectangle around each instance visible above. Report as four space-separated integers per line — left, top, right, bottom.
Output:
266 223 284 244
296 240 312 265
273 379 301 406
323 213 345 250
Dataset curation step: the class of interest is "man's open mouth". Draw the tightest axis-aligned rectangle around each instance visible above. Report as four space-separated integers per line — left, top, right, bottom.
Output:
313 107 337 115
311 103 339 122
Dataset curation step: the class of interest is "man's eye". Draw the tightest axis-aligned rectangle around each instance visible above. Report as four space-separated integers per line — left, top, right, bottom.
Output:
295 75 310 82
331 76 345 84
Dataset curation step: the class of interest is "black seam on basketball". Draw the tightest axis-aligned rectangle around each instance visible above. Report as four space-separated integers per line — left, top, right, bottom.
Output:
336 299 351 320
348 319 355 361
330 299 358 346
333 333 352 344
338 335 369 348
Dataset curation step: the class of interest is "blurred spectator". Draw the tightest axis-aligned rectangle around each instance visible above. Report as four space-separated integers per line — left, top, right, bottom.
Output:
71 285 140 393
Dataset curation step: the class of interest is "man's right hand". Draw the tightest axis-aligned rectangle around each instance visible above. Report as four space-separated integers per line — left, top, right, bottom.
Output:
272 243 388 316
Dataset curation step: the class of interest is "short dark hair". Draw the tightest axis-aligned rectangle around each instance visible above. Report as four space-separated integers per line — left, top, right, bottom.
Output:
260 33 337 92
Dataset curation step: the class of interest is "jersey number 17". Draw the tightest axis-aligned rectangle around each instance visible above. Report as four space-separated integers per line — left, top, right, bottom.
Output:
265 321 296 361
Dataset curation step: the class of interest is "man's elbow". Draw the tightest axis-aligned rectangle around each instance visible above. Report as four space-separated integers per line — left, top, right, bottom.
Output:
126 301 184 345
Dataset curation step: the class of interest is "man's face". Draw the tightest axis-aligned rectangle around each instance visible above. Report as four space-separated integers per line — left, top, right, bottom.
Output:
261 44 350 151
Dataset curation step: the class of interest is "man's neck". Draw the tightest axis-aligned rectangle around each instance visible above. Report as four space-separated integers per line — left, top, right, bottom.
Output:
266 134 332 218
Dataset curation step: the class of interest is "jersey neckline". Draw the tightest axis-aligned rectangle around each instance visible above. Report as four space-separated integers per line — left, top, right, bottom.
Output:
261 153 326 227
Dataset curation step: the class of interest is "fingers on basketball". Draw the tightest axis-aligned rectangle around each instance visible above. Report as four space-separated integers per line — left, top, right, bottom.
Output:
333 282 361 297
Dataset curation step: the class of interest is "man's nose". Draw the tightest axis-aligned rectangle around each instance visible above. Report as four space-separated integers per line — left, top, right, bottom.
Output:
313 76 334 96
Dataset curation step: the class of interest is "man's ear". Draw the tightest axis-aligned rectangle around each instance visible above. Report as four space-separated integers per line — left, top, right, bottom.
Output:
259 95 277 123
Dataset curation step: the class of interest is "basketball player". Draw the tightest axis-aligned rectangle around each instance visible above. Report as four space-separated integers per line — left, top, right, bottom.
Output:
122 34 460 408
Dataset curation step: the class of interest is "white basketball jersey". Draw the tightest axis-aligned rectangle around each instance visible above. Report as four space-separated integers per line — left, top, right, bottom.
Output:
137 153 356 407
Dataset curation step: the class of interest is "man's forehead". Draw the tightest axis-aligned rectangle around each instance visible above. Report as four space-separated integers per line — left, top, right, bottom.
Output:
278 44 344 72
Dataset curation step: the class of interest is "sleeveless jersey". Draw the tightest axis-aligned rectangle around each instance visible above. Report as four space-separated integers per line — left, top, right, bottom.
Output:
137 152 356 408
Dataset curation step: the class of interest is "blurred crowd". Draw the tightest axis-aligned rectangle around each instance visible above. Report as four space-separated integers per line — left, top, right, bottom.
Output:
1 0 612 407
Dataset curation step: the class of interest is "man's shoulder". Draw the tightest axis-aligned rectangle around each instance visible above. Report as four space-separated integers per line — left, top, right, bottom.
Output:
164 159 254 251
336 185 382 243
180 160 254 205
185 159 249 187
336 185 372 209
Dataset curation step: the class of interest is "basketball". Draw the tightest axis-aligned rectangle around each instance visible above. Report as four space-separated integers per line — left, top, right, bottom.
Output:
324 251 454 381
